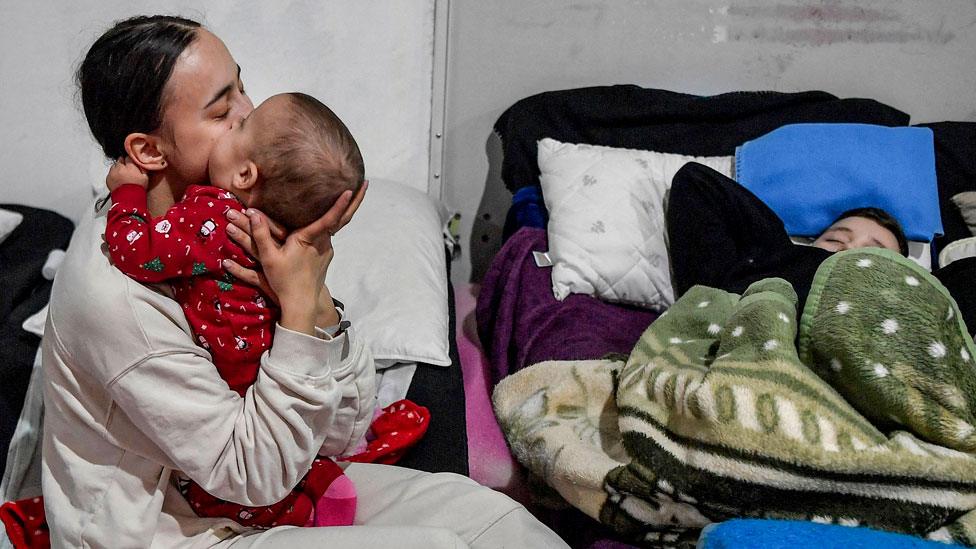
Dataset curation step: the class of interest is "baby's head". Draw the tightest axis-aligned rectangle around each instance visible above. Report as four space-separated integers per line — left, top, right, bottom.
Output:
812 207 909 256
208 92 364 230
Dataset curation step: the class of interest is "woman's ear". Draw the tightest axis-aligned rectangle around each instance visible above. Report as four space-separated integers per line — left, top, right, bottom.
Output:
232 160 260 192
123 133 167 171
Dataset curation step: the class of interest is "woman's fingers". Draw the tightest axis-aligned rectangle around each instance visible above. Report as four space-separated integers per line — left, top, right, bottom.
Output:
225 208 288 259
298 190 354 244
224 218 256 257
222 259 278 304
337 180 368 229
225 209 287 254
295 180 369 245
260 211 288 241
221 258 260 286
245 209 279 258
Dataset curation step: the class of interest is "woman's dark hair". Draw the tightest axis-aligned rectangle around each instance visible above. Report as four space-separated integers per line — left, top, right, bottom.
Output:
834 207 910 257
78 15 201 159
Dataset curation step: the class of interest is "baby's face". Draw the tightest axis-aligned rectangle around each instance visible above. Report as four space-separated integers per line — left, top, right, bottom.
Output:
812 216 900 254
207 94 291 193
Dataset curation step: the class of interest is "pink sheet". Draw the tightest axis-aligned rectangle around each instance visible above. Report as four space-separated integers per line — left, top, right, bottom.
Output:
454 283 531 503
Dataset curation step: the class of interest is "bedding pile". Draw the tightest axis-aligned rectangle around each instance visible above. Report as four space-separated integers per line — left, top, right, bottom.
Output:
494 249 976 547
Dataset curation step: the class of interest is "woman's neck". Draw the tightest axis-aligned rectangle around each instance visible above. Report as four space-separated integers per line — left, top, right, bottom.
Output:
145 175 190 218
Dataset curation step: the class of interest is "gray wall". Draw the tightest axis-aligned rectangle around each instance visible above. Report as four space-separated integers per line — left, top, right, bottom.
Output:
1 1 434 223
441 0 976 283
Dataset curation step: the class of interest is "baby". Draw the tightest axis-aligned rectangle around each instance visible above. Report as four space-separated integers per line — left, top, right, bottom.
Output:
104 92 363 529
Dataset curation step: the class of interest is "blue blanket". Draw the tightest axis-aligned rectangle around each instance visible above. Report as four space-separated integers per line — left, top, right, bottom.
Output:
735 124 942 241
699 519 963 549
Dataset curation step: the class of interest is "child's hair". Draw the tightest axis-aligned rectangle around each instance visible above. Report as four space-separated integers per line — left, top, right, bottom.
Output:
251 93 364 230
833 207 909 257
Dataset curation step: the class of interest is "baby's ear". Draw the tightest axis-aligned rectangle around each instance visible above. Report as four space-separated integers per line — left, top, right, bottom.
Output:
233 160 260 192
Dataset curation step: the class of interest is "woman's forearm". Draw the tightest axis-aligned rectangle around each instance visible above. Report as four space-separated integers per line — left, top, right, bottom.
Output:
279 304 317 336
279 284 341 335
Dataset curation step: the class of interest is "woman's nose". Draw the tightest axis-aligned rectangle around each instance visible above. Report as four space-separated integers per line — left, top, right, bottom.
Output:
232 95 254 122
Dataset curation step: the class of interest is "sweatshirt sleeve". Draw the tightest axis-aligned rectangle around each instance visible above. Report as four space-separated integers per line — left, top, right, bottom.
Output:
316 326 376 457
666 162 794 296
106 323 372 506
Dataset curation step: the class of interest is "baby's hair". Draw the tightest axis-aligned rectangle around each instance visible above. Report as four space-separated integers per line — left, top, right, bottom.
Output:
252 93 364 230
833 207 909 257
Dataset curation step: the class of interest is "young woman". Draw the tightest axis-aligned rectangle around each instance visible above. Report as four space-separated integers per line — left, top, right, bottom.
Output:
42 15 567 548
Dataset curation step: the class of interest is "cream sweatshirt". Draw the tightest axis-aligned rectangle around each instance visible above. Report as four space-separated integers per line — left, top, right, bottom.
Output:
41 203 375 548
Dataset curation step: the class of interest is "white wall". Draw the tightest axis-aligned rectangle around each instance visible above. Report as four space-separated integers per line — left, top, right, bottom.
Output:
442 0 976 282
7 1 976 284
0 1 434 223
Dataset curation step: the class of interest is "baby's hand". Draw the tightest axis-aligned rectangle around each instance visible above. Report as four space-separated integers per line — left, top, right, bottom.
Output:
106 156 148 192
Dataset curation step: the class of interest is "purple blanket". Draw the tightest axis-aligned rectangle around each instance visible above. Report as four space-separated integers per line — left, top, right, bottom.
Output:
477 227 659 386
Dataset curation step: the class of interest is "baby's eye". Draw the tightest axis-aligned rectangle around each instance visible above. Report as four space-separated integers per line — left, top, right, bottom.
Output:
214 110 230 120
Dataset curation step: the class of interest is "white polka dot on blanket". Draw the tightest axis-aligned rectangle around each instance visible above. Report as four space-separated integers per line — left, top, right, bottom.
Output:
856 259 873 268
707 323 722 335
778 312 790 323
830 358 843 372
697 301 710 308
670 337 684 344
732 326 744 337
881 319 899 335
763 340 779 351
905 276 920 287
962 348 971 362
872 363 889 377
835 301 851 314
928 342 947 359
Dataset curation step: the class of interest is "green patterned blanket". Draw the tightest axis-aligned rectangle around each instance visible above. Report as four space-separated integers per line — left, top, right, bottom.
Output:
494 249 976 547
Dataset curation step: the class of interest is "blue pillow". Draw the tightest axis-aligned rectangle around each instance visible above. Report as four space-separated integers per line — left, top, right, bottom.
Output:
736 124 942 241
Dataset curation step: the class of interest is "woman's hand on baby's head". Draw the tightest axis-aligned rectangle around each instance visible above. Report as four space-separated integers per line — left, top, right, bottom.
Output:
105 156 149 192
221 184 367 334
222 181 367 259
330 180 368 235
223 208 287 306
225 208 288 259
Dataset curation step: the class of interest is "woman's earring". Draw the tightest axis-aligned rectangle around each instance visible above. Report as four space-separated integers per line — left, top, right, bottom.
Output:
160 160 167 167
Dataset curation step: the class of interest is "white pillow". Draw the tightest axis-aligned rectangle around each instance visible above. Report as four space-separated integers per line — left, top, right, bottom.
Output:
0 208 24 246
537 138 732 310
327 179 451 368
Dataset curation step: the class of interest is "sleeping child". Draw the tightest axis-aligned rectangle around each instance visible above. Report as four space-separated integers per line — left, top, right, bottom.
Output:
666 161 974 333
104 92 364 529
665 161 907 308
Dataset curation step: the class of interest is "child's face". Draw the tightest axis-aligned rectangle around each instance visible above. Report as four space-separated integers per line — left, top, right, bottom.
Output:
812 216 900 253
207 94 290 195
